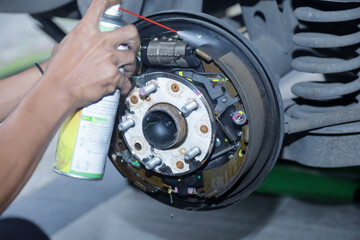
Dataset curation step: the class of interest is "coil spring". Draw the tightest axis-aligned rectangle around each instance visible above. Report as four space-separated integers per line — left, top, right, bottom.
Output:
291 1 360 100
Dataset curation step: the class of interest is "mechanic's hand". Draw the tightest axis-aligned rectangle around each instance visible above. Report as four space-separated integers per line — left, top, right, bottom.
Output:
43 0 140 110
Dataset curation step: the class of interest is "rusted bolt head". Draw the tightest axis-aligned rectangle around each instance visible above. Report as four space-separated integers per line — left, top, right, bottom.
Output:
145 96 151 101
180 148 186 154
200 125 208 134
130 95 138 104
176 161 184 169
171 83 179 92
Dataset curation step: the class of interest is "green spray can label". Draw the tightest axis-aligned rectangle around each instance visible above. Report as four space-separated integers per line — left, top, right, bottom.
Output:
54 4 127 179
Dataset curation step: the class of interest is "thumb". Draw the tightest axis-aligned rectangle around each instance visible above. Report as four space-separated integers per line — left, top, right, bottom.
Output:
80 0 122 28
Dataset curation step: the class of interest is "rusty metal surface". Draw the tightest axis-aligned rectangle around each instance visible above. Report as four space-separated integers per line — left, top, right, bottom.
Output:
121 74 215 176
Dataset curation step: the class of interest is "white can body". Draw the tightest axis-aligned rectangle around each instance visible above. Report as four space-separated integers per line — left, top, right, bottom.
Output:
54 4 127 179
54 90 120 179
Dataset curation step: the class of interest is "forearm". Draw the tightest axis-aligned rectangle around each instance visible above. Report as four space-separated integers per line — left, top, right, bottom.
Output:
0 0 139 213
0 61 48 122
0 75 74 213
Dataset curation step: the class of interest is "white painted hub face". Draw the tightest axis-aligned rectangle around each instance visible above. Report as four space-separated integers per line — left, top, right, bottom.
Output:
122 74 215 176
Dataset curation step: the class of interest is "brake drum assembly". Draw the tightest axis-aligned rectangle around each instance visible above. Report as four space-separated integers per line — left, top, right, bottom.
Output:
109 11 284 210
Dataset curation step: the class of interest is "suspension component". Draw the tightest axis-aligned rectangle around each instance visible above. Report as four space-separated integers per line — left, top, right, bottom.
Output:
282 0 360 169
291 1 360 101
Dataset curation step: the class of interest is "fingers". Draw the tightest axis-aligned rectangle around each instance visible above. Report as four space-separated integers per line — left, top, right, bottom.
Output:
109 25 140 76
76 2 138 98
113 49 136 68
122 62 137 77
119 77 132 95
106 69 131 96
105 67 132 96
114 51 136 96
108 25 140 51
81 0 122 28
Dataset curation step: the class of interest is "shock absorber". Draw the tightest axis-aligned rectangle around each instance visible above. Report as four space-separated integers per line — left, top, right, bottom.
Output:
291 1 360 101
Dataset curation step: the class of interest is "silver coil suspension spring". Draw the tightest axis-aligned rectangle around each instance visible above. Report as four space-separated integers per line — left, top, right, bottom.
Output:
291 1 360 101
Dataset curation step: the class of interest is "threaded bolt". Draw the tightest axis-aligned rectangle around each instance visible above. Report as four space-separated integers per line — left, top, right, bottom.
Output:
140 84 157 97
118 118 135 132
181 101 198 116
145 156 162 170
184 147 201 161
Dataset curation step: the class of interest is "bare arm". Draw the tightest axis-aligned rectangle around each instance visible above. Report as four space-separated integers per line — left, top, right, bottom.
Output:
0 61 48 122
0 0 140 213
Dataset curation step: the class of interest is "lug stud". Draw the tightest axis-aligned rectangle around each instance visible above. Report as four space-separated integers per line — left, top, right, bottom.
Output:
140 84 157 97
184 147 201 161
118 118 135 132
181 101 198 116
145 156 162 170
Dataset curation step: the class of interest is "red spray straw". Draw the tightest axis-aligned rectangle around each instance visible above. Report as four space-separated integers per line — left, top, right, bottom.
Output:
119 7 178 33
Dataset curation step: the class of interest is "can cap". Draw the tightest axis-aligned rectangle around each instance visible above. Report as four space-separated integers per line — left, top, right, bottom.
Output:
104 4 123 17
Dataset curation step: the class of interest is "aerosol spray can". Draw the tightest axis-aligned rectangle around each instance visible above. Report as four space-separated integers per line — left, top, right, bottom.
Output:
54 5 127 180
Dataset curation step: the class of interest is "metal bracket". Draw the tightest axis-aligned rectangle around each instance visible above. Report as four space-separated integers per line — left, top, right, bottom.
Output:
175 70 240 116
